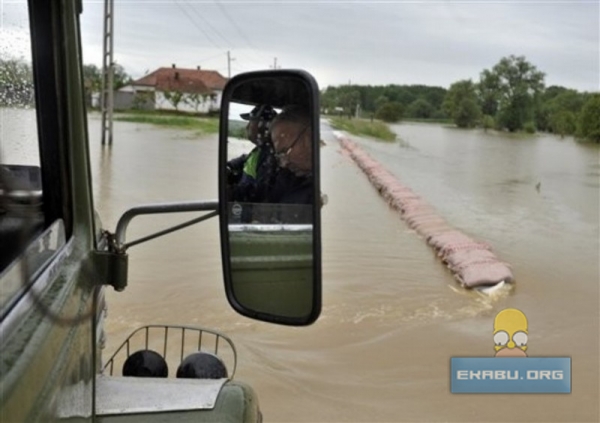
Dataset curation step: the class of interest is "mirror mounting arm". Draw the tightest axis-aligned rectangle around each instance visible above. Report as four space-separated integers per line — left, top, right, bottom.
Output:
113 200 219 251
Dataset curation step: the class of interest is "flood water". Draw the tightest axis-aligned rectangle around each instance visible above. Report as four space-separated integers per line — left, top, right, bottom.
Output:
3 108 599 422
90 117 598 422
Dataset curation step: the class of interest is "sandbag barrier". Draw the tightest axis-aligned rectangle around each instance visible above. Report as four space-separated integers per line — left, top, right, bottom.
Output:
335 132 514 289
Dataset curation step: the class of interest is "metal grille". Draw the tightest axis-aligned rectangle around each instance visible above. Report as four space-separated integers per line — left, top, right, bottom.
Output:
102 325 237 378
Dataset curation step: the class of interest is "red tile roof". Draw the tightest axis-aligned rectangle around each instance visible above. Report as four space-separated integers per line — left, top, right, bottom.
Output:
131 67 228 93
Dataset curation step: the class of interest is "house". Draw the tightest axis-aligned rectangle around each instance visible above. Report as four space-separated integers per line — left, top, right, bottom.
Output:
119 65 228 113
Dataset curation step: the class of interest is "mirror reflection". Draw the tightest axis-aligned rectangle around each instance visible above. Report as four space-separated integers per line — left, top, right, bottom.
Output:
223 76 317 320
226 103 314 210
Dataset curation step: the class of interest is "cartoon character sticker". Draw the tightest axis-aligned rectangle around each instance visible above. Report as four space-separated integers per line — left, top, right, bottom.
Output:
493 308 528 357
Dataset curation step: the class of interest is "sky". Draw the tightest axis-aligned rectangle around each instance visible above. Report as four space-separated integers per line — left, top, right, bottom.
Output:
2 0 599 91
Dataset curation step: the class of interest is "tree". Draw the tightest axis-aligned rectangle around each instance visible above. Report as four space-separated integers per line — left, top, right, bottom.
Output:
483 55 545 132
551 111 576 138
163 90 184 111
320 87 339 113
0 58 33 107
577 94 600 142
544 89 586 135
375 102 403 122
82 64 102 107
339 90 360 118
443 80 481 128
82 63 132 107
407 98 434 119
477 69 501 117
185 93 204 113
112 63 132 90
374 95 389 112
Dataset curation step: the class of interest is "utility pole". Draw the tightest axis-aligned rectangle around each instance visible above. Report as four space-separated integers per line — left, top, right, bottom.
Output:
227 51 235 78
101 0 115 145
269 58 280 70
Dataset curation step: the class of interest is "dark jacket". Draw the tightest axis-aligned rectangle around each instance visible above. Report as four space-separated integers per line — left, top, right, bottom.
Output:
227 143 278 203
267 168 314 205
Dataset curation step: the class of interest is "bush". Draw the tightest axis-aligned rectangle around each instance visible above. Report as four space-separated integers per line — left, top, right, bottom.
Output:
375 102 404 123
523 121 536 134
431 110 447 120
482 115 495 131
406 98 434 119
577 94 600 142
455 98 481 128
550 111 576 137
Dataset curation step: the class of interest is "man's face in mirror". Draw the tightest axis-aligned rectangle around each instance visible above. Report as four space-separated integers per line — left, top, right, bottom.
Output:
271 120 312 176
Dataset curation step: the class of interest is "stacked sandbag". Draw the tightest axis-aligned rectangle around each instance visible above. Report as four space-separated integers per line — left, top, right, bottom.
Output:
336 132 514 289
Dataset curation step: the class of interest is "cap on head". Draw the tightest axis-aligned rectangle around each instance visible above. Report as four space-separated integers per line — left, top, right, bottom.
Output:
240 104 277 121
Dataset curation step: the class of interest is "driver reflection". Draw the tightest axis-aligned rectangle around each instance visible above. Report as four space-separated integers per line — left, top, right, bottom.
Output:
228 105 313 224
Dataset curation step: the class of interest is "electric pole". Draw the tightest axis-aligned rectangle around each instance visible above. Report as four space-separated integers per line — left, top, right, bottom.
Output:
227 51 235 78
101 0 115 145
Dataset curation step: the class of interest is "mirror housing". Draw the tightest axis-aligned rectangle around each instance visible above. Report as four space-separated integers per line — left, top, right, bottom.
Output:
218 70 321 326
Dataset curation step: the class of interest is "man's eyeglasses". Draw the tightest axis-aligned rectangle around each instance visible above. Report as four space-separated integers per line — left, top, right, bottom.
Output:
274 125 310 159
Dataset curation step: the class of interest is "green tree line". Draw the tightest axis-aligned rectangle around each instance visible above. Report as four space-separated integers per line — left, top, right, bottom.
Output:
321 84 447 123
321 55 599 143
1 58 131 108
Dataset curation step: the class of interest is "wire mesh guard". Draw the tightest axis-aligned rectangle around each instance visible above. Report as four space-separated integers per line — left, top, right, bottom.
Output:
102 325 237 379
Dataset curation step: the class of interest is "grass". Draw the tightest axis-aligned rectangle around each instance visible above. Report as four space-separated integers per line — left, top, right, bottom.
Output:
404 117 454 124
328 117 396 142
113 110 219 135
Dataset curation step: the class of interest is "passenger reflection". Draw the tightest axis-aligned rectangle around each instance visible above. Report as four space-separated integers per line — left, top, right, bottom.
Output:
267 105 313 205
226 104 278 203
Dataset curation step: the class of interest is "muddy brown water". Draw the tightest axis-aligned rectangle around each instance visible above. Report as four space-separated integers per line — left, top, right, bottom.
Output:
3 109 599 422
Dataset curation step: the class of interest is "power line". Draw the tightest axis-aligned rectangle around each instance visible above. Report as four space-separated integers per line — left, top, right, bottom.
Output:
174 0 223 50
175 1 269 72
187 0 270 69
197 52 227 63
184 0 234 49
213 0 272 65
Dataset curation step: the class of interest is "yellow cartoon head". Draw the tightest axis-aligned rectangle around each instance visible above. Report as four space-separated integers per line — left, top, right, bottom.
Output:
493 308 528 357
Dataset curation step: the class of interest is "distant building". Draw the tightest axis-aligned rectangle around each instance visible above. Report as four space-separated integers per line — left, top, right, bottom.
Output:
119 65 228 113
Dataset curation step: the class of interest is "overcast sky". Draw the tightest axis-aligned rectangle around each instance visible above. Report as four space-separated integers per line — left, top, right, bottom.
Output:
2 0 599 91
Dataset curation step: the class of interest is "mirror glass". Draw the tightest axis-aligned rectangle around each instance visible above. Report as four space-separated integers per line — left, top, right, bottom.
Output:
220 72 320 325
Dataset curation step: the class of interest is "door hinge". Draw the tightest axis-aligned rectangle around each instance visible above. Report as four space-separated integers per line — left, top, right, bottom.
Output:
90 250 128 292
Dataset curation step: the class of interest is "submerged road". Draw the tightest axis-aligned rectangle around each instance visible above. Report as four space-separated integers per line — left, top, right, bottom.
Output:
87 116 598 422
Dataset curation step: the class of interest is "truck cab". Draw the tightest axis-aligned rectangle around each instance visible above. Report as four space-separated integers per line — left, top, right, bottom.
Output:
0 1 321 421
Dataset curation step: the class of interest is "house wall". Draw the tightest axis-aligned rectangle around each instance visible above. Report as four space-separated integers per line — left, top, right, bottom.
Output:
155 91 222 114
90 91 154 110
114 91 135 110
103 83 223 113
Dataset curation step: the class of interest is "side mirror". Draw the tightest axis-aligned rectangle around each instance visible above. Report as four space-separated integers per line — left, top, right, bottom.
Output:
218 70 321 326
